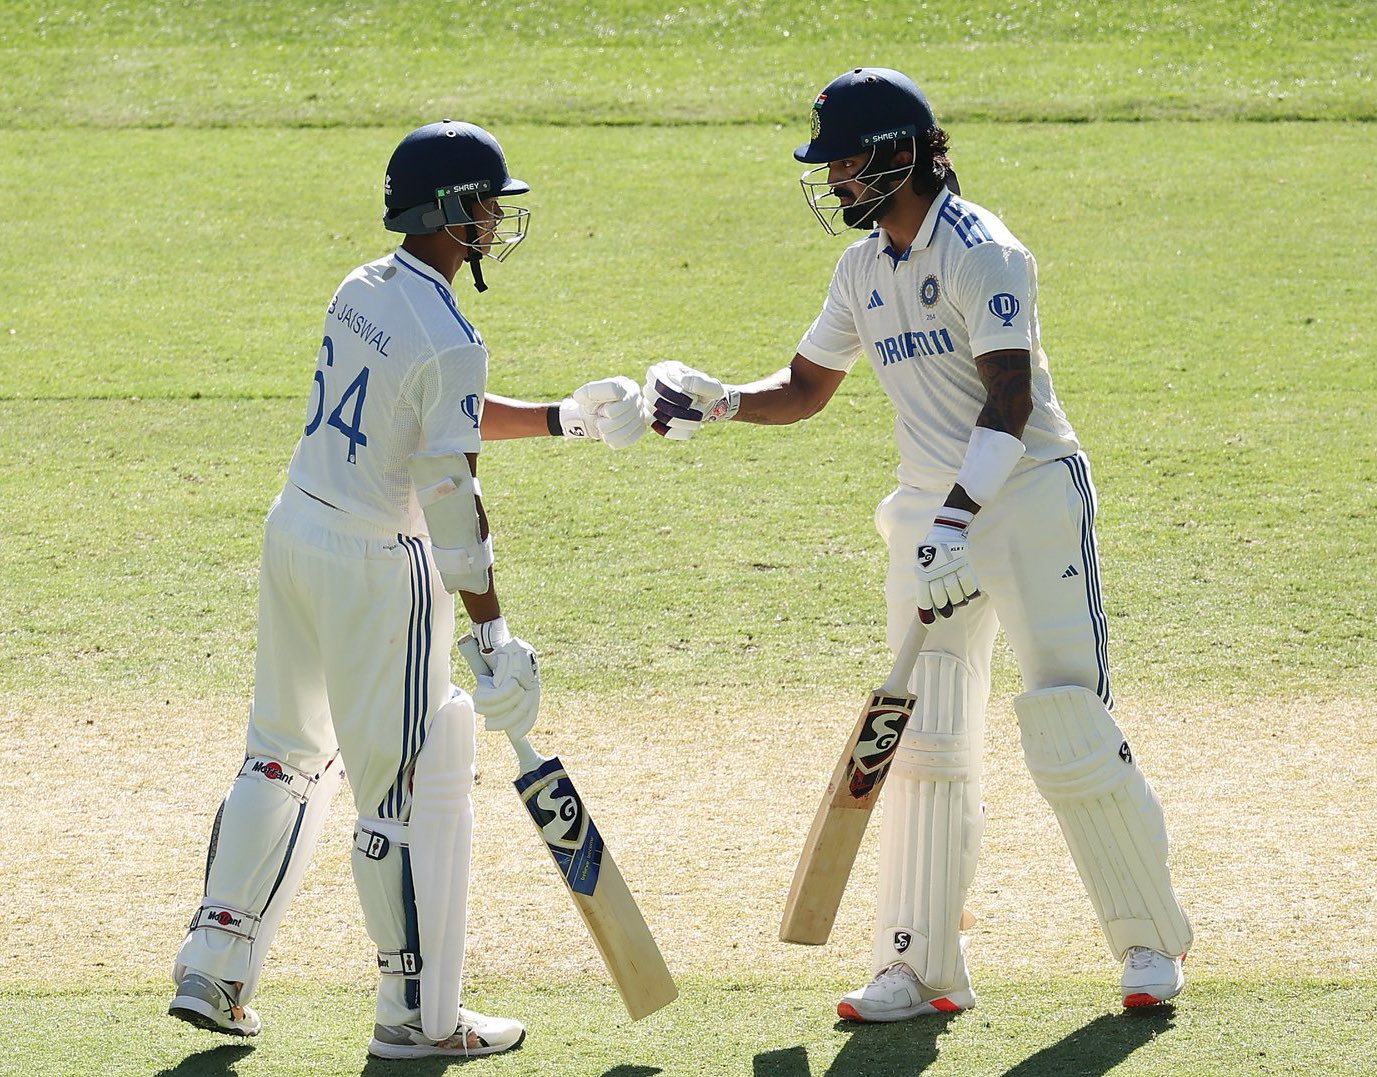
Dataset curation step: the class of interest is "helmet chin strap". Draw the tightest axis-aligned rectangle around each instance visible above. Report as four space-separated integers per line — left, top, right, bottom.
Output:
465 222 487 292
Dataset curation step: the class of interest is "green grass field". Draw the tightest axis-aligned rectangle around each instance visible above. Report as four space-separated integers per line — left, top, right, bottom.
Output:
2 3 1375 1075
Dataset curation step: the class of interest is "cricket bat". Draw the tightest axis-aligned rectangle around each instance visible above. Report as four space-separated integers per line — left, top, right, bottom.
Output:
458 635 677 1020
781 617 935 944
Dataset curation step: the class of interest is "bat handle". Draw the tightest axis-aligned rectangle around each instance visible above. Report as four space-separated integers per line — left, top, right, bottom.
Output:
458 633 548 774
506 733 544 774
882 616 928 694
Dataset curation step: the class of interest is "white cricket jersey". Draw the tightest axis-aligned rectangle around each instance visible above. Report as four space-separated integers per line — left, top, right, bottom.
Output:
797 189 1079 492
287 248 488 534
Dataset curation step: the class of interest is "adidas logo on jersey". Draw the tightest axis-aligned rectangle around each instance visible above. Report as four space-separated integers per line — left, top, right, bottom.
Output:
1062 565 1079 578
866 290 884 309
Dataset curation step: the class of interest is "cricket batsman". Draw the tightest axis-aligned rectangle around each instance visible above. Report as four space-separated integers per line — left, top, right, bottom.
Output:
167 120 646 1059
643 68 1192 1019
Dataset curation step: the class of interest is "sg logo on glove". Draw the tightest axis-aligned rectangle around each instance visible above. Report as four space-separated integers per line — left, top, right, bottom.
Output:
918 544 937 568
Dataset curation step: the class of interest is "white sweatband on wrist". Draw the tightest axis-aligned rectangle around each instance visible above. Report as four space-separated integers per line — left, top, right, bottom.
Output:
474 616 512 652
703 388 741 424
557 397 592 439
954 427 1026 507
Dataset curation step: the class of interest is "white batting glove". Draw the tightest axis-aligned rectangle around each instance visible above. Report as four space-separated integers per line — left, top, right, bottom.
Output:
643 360 740 440
558 376 646 449
471 619 541 740
915 509 981 624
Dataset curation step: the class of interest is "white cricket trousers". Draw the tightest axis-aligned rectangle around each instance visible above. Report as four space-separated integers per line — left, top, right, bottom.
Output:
878 452 1112 703
248 482 457 817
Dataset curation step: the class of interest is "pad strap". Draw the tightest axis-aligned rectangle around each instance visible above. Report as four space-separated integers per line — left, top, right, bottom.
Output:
377 950 423 976
236 756 317 805
189 900 262 943
354 819 408 860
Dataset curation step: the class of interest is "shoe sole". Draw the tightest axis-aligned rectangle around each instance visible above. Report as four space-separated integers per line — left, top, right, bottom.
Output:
1123 987 1182 1008
168 997 260 1037
368 1029 526 1059
837 994 974 1022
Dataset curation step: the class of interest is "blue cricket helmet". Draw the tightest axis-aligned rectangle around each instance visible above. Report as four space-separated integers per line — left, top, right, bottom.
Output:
794 68 939 164
383 120 529 235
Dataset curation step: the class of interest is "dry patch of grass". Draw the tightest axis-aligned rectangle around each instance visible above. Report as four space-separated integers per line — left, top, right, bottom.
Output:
2 688 1372 995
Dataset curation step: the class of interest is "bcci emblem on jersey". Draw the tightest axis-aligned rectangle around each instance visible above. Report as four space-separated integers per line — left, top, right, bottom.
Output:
920 274 941 307
988 292 1020 327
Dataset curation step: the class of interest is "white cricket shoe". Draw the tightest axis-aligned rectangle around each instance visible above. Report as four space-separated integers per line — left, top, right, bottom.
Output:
837 959 976 1022
368 1008 526 1059
168 971 261 1037
1121 946 1185 1007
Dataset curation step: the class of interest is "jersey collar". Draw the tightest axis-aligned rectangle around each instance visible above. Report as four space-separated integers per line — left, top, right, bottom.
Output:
910 188 956 252
871 188 954 264
393 248 453 292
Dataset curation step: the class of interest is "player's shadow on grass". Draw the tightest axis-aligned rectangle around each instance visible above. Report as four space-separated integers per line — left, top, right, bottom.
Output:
751 1016 956 1077
152 1043 253 1077
825 1013 956 1076
999 1009 1175 1077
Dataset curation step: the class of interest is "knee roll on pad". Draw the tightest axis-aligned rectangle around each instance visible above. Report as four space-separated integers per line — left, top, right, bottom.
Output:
176 752 345 1002
874 651 985 987
1016 685 1193 959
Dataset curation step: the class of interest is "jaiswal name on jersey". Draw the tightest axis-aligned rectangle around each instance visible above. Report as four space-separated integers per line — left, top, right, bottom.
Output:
797 189 1079 492
287 249 489 534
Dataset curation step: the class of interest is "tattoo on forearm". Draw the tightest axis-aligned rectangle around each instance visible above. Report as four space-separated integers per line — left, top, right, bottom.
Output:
974 350 1032 435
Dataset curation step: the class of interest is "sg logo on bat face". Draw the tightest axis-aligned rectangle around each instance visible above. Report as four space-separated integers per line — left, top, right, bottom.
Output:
516 756 607 895
847 697 915 799
523 770 588 851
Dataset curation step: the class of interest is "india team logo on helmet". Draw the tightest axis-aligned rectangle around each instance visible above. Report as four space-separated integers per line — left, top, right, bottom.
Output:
810 93 826 141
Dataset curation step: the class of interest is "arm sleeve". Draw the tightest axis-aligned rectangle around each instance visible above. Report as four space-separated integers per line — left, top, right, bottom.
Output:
952 242 1037 357
417 341 489 454
796 255 864 372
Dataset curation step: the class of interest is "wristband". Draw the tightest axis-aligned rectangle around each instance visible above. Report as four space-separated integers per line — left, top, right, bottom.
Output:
932 507 974 533
702 388 741 424
545 404 563 437
954 427 1025 507
473 616 512 652
557 397 592 439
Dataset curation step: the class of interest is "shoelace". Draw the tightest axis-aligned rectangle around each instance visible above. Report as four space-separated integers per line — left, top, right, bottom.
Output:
435 1023 483 1052
876 962 919 986
1126 947 1163 971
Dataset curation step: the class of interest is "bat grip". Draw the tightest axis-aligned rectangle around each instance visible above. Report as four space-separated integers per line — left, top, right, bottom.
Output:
506 733 544 773
457 633 547 774
882 616 928 694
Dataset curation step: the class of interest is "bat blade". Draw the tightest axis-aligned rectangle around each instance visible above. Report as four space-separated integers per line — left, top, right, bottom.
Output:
780 686 916 945
457 634 676 1020
513 754 678 1020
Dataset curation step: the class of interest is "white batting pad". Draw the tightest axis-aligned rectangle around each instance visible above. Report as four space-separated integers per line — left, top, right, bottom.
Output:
1015 686 1193 959
409 693 477 1040
175 752 345 1002
873 651 985 987
352 693 475 1031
